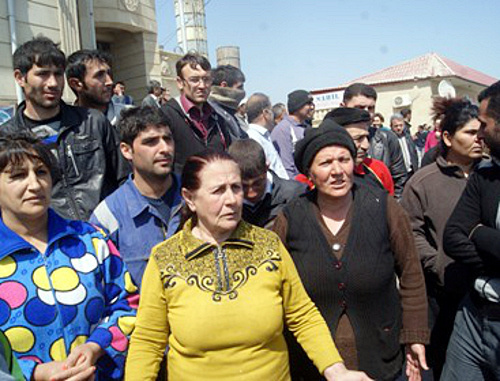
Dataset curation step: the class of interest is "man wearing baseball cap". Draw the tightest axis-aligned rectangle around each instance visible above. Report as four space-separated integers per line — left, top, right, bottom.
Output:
271 90 314 178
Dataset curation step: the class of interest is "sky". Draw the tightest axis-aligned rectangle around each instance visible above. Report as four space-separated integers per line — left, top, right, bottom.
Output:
155 0 500 105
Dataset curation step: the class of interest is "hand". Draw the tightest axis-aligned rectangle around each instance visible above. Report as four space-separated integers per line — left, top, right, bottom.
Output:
405 343 429 381
324 362 374 381
63 342 104 370
48 360 96 381
33 360 95 381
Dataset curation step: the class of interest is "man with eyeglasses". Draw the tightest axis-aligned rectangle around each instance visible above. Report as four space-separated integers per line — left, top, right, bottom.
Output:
160 53 232 173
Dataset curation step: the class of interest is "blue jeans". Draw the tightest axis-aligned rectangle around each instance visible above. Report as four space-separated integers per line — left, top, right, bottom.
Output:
441 293 500 381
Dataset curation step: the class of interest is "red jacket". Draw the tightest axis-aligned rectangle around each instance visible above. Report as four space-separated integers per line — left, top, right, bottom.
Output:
356 157 395 196
294 158 394 196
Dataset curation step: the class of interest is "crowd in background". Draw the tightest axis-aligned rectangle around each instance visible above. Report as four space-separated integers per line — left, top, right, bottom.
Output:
0 35 500 381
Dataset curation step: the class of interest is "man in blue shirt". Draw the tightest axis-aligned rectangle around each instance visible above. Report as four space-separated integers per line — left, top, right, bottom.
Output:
90 106 182 287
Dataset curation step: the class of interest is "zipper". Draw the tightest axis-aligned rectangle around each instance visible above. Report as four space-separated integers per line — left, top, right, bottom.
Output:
213 246 230 292
59 139 81 220
67 145 80 177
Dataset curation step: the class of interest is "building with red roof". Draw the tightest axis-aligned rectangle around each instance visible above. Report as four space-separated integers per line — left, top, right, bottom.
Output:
311 53 497 130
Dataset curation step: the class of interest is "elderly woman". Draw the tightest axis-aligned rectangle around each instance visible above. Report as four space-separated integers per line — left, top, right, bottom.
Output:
402 97 482 378
273 120 429 381
0 133 138 381
125 150 371 381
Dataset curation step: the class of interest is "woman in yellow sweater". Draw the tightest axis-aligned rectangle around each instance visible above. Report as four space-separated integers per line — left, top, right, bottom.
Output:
125 150 371 381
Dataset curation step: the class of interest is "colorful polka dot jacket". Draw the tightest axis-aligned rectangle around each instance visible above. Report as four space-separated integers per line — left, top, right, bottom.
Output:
0 209 139 380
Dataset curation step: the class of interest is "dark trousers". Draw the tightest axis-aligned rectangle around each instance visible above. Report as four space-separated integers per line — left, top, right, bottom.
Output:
425 289 462 380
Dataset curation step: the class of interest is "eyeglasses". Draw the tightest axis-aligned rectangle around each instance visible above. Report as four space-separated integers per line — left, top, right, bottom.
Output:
182 76 213 86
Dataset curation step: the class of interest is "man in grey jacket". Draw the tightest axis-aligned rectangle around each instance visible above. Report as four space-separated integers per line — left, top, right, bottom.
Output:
142 80 162 108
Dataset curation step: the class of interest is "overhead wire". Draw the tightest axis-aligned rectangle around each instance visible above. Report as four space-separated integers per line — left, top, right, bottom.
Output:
158 0 214 49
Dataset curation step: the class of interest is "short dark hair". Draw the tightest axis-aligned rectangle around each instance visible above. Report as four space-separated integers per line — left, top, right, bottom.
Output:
401 108 412 118
115 81 125 87
343 83 377 102
246 93 271 123
432 97 479 156
228 139 267 179
374 112 385 123
176 53 211 77
13 36 66 75
211 65 245 87
478 81 500 124
118 106 169 146
66 49 112 82
0 131 57 179
147 80 162 94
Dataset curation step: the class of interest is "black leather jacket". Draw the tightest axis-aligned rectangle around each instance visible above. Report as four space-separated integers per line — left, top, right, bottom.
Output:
1 101 129 220
368 127 408 199
208 100 249 141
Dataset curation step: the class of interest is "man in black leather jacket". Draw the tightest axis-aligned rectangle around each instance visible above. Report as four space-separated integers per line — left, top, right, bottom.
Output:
341 83 407 199
1 37 128 221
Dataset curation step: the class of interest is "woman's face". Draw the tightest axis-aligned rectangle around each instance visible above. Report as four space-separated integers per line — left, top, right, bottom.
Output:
184 160 243 239
444 118 483 161
0 157 52 221
308 145 354 199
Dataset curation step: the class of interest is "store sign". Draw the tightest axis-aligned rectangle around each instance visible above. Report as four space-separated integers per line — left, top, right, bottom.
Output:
313 90 344 110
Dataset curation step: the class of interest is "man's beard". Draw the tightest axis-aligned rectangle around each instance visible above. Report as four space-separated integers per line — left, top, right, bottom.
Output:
82 86 110 107
484 133 500 160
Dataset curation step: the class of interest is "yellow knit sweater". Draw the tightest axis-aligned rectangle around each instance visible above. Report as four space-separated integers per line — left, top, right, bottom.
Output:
125 220 342 381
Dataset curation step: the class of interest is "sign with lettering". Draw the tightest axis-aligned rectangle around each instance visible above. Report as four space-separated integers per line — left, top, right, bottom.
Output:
313 90 344 110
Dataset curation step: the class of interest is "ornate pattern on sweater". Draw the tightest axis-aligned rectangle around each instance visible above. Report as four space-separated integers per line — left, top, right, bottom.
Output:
153 220 282 301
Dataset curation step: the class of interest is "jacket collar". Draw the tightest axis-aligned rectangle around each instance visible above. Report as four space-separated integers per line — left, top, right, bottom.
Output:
14 101 84 132
182 219 255 261
436 155 479 178
283 114 305 127
0 209 80 260
123 174 183 221
247 123 270 137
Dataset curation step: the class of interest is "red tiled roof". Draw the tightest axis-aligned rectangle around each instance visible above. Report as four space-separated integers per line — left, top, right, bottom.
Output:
312 53 497 94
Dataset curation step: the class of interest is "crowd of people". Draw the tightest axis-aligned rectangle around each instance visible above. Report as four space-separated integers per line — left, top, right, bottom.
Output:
0 35 499 381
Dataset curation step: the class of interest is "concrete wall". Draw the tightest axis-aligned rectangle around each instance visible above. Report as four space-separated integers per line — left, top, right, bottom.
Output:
94 0 157 34
159 50 182 98
375 80 434 132
94 0 162 104
107 31 162 103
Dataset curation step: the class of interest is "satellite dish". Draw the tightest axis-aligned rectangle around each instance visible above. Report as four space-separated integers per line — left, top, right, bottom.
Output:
438 80 456 98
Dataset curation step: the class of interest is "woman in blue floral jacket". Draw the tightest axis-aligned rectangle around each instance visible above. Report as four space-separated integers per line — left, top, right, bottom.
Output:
0 132 138 380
